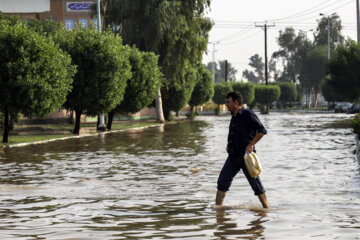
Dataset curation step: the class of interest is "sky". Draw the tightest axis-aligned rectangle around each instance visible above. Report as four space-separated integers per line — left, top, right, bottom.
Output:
203 0 358 80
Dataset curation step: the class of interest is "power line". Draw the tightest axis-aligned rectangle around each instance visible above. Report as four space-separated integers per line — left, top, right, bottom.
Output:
275 0 353 24
219 30 262 46
271 0 348 22
217 28 255 42
270 0 331 21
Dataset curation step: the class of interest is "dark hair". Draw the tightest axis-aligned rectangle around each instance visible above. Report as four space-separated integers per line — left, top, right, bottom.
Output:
226 91 243 105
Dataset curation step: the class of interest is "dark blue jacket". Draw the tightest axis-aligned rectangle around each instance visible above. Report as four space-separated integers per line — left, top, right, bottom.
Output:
228 108 267 157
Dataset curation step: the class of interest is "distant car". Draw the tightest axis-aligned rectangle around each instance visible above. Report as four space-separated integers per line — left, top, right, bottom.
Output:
347 104 360 114
334 102 353 113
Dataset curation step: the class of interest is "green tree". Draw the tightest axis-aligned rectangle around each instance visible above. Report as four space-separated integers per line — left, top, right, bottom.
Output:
321 76 344 105
328 40 360 103
212 83 233 114
0 19 75 142
27 18 62 36
54 26 132 134
231 82 255 105
271 82 297 108
299 45 328 108
107 46 163 130
218 60 237 83
101 0 213 121
272 27 313 83
314 14 344 48
296 84 304 103
242 54 264 84
254 85 281 114
188 66 214 115
162 62 198 119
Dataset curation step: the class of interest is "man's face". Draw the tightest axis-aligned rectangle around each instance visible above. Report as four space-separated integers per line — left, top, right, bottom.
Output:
226 97 238 112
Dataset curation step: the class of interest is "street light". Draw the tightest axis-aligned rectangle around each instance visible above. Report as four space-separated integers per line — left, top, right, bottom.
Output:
319 12 336 60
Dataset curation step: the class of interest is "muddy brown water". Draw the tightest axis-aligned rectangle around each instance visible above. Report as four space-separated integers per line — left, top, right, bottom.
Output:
0 113 359 239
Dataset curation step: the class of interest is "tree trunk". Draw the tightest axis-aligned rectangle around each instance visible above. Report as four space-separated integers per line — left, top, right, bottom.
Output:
190 105 194 115
2 107 9 143
73 110 81 135
314 91 320 108
155 89 165 123
307 89 313 108
107 111 114 131
9 114 15 131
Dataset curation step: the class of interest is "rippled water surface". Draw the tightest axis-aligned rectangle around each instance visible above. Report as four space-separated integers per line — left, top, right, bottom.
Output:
0 113 359 239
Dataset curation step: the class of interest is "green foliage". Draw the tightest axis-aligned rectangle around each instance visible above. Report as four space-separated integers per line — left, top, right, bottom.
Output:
189 66 214 107
205 60 237 83
254 84 281 105
101 0 213 120
231 82 255 104
114 46 163 114
0 19 75 116
315 14 344 48
273 27 313 83
214 106 221 116
54 26 131 116
271 82 297 107
299 45 328 99
0 19 75 142
162 63 198 119
328 40 360 103
321 76 344 102
242 54 264 84
27 18 62 36
352 113 360 137
296 84 304 102
186 111 199 119
212 83 233 105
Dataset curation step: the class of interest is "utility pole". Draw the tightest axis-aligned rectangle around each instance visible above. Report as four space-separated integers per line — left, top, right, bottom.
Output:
96 0 106 131
209 41 219 84
96 0 101 31
255 21 275 85
320 13 336 60
224 60 228 82
357 0 360 43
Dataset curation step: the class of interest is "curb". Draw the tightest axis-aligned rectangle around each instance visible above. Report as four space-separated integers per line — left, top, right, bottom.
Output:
2 123 163 149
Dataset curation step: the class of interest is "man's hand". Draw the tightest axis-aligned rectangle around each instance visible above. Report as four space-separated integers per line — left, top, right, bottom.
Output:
245 144 254 153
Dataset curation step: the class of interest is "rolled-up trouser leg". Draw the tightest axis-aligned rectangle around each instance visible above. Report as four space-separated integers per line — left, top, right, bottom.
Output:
217 157 241 192
240 157 266 195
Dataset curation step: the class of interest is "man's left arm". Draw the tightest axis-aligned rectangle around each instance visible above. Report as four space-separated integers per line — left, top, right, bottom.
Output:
246 132 265 153
246 111 267 153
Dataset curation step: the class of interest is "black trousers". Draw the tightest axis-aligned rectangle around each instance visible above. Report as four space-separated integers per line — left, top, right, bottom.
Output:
217 155 266 195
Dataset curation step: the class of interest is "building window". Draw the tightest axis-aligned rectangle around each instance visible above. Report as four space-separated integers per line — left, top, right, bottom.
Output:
92 18 98 28
65 18 75 30
79 18 89 27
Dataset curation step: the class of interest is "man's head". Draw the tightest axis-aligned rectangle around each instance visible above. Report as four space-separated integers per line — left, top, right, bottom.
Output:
226 92 243 112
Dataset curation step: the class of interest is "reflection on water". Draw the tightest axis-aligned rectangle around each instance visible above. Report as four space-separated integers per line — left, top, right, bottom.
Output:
0 113 359 239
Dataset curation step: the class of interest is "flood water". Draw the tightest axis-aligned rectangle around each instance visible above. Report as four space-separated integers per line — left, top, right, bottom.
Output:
0 113 359 240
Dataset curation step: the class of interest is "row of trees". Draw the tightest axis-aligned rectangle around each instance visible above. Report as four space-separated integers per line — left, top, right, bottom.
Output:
212 82 302 114
1 0 214 143
100 0 213 120
0 17 164 142
241 14 346 107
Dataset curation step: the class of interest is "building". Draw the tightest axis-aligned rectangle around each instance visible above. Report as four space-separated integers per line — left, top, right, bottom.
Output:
0 0 95 30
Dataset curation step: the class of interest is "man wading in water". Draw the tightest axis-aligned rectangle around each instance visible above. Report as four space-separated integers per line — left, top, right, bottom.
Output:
215 91 269 208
